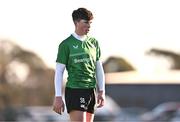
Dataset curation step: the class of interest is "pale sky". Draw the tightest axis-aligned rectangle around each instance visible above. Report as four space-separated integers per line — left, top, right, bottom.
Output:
1 0 180 73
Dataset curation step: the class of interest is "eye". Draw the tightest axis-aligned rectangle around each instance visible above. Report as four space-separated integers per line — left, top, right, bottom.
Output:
85 21 92 24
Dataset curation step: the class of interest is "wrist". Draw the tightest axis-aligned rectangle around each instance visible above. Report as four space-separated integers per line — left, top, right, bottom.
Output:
55 96 62 99
98 90 105 95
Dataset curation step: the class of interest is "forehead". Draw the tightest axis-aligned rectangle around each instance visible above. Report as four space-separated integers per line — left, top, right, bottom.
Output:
79 19 92 23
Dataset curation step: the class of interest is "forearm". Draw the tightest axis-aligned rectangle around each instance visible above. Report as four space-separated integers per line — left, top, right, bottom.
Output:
54 63 65 97
96 60 105 94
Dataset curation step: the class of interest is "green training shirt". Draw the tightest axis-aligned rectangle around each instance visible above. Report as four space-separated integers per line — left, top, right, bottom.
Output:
56 34 101 89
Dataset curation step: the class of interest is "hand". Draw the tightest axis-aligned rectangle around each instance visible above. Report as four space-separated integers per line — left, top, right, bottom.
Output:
53 96 65 115
97 91 105 108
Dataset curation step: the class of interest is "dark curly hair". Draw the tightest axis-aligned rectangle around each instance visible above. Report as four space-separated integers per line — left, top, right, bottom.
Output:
72 8 93 22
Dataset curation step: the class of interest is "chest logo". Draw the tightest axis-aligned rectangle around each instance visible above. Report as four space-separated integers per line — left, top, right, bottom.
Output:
73 45 78 49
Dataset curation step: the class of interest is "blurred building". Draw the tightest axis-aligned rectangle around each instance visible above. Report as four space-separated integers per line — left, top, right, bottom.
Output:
105 70 180 109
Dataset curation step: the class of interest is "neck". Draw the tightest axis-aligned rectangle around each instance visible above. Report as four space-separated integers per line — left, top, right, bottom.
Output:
75 30 84 36
72 32 86 41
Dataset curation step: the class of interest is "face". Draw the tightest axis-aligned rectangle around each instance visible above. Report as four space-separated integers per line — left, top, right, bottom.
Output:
75 19 92 36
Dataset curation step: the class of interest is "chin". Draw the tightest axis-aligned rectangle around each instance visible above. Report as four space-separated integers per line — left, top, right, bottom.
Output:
86 31 89 34
83 32 88 35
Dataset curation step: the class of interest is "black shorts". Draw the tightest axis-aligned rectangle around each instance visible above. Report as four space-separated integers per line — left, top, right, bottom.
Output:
65 87 96 114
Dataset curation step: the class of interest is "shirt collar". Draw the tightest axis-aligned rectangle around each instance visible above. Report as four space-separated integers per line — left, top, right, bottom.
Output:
72 33 87 41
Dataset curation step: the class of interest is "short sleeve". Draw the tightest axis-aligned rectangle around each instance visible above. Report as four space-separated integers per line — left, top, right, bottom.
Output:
96 40 101 61
56 42 69 65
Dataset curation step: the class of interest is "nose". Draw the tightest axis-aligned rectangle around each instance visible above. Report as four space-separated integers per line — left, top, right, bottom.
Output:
87 23 91 28
88 24 90 28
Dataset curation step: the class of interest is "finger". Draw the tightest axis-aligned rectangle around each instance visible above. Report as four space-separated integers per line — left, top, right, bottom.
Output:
53 106 62 115
53 107 59 114
97 98 101 107
97 102 103 108
53 106 57 112
97 96 101 104
97 98 100 105
55 107 61 114
60 104 65 114
97 98 104 108
58 109 62 115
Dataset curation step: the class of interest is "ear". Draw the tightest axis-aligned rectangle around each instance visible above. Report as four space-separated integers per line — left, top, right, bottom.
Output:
74 21 80 28
74 20 78 24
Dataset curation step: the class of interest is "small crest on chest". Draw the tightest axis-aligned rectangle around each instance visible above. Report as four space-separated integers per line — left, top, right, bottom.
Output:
73 45 79 49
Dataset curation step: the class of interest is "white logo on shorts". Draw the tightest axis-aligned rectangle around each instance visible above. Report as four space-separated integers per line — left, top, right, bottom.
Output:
80 104 85 108
80 97 88 109
80 97 85 103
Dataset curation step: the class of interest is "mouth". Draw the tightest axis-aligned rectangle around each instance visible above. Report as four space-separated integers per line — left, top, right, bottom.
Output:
83 28 90 34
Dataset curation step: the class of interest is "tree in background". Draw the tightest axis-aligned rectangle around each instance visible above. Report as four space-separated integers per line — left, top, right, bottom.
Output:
0 40 54 110
146 48 180 70
103 56 135 73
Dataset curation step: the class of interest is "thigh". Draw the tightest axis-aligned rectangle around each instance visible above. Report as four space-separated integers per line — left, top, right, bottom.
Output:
69 110 85 122
69 111 94 122
86 112 94 122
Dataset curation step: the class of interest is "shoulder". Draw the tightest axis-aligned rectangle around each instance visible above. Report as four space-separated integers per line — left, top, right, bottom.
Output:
58 35 73 47
87 35 99 44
